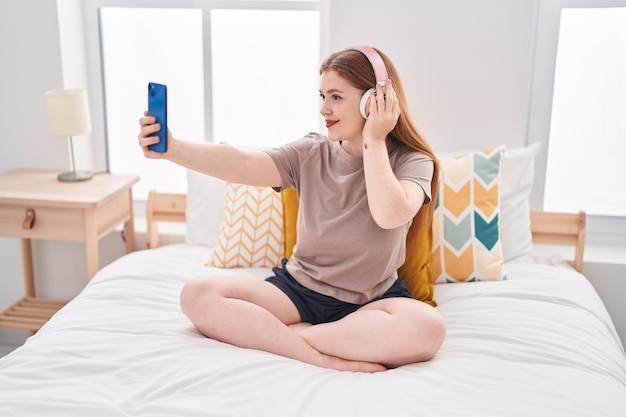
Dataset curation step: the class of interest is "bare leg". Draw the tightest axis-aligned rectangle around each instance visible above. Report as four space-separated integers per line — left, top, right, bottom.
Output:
294 297 446 368
180 275 386 372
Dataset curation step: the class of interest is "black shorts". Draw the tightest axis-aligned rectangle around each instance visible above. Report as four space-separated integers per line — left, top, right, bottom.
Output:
266 258 413 325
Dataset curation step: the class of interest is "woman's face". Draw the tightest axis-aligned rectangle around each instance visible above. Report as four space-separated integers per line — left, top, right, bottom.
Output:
319 70 366 144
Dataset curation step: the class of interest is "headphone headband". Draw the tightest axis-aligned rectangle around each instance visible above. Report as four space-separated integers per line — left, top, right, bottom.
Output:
346 46 388 83
345 46 389 119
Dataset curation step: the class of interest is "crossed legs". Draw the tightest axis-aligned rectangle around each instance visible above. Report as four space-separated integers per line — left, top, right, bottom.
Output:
179 275 446 372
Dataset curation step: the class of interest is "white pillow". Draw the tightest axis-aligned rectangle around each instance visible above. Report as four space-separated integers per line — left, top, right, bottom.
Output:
500 142 541 263
185 170 226 247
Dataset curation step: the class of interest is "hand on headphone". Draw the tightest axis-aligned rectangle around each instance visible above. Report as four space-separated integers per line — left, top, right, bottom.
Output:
362 79 400 142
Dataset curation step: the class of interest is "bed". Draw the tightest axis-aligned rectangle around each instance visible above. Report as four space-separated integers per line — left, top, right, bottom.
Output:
1 145 625 416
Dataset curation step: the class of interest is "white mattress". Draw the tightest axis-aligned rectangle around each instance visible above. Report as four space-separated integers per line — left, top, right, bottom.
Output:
1 245 625 417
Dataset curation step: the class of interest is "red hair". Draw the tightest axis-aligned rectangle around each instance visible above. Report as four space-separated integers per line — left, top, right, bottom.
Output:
320 47 440 248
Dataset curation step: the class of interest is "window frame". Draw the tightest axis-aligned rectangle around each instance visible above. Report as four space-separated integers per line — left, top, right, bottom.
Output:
528 0 626 246
81 0 329 192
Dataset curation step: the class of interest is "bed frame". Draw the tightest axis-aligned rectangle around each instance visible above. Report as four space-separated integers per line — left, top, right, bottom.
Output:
530 210 586 272
146 191 587 272
146 191 187 249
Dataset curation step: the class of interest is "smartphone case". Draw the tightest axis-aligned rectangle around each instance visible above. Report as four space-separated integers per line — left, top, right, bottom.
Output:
147 82 168 153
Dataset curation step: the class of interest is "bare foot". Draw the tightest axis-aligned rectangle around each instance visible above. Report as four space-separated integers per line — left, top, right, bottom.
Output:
288 323 386 372
318 352 387 373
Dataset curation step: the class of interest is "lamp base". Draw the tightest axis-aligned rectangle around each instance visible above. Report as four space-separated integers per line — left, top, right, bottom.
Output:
57 170 93 182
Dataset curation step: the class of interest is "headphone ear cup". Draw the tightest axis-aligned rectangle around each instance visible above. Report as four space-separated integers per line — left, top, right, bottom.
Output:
359 88 376 119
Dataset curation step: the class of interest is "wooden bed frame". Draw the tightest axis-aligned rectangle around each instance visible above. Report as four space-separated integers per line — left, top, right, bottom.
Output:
146 191 587 272
530 210 586 272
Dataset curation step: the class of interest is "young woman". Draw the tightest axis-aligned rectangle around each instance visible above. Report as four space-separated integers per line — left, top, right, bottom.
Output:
138 46 446 373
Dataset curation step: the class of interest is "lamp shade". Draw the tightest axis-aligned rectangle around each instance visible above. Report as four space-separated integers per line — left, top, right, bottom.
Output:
45 89 92 136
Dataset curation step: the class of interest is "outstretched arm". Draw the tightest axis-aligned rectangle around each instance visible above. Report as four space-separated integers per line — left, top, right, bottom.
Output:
138 112 281 188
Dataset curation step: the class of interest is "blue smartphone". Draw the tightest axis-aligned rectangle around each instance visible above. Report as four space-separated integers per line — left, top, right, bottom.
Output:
147 82 168 153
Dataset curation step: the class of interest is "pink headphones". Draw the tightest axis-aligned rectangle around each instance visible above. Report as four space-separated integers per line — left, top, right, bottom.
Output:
347 46 389 119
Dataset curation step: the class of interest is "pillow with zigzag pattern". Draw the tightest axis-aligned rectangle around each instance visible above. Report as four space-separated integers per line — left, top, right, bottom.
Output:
432 147 506 283
208 183 285 268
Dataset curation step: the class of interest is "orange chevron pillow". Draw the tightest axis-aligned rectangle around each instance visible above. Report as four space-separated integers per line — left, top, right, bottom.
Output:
432 147 506 283
208 183 285 268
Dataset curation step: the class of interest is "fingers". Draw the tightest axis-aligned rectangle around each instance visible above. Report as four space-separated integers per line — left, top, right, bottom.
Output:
138 135 161 156
138 112 163 155
383 79 399 113
371 79 399 118
138 111 161 135
362 80 400 141
139 112 156 129
139 120 161 139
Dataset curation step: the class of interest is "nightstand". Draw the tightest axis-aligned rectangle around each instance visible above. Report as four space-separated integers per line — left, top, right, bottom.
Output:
0 168 139 331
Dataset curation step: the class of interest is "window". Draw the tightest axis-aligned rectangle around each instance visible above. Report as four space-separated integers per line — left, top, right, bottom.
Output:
529 0 626 245
99 7 205 199
544 7 626 217
93 1 327 200
210 9 321 149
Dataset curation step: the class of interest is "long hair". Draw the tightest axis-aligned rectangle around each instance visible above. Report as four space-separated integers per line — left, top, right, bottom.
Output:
320 48 440 261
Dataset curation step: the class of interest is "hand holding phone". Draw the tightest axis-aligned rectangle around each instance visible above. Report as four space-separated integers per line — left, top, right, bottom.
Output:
147 82 168 153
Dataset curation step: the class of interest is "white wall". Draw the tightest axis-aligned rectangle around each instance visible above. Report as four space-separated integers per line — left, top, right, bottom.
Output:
0 1 66 171
0 0 64 345
329 0 536 152
583 262 626 347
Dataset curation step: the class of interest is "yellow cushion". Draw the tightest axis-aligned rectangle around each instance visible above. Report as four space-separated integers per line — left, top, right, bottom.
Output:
208 183 284 268
398 207 436 306
280 187 437 306
281 188 299 259
431 147 506 283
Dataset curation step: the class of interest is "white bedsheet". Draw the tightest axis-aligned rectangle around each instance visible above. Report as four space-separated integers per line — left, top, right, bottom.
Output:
1 245 625 417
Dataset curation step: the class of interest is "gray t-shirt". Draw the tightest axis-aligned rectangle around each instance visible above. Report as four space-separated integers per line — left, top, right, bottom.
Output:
265 133 433 304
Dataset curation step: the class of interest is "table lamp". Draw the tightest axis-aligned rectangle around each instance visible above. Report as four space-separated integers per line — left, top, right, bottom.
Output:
45 89 93 182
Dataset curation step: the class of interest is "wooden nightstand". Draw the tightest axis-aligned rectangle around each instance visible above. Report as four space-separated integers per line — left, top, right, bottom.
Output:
0 168 139 331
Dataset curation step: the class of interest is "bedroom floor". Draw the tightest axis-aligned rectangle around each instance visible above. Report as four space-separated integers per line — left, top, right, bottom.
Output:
0 329 29 358
0 344 19 358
